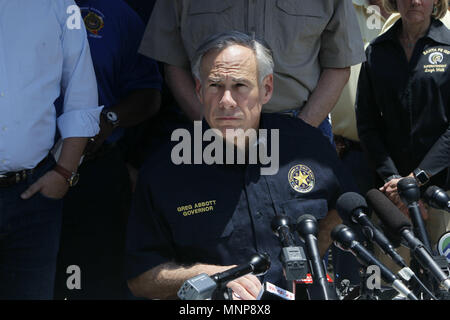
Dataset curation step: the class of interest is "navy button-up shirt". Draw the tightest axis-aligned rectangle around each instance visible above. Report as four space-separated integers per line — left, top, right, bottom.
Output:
126 113 355 290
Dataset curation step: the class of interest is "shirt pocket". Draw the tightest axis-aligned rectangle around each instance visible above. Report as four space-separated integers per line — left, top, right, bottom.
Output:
171 212 235 245
270 0 328 57
277 197 329 222
182 0 235 58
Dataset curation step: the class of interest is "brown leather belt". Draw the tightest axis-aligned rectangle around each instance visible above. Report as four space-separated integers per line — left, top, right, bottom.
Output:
0 155 49 188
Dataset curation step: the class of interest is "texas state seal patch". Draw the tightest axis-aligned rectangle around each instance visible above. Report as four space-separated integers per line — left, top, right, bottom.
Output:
288 164 315 194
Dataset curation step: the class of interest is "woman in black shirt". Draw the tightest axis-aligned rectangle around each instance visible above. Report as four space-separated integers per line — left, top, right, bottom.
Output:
357 0 449 196
356 0 450 244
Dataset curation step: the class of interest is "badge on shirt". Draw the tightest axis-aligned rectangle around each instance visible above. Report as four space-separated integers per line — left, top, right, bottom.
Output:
288 164 315 194
437 231 450 263
82 9 105 38
423 48 449 73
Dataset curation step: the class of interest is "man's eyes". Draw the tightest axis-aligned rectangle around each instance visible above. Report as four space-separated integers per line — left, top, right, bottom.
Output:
208 83 248 88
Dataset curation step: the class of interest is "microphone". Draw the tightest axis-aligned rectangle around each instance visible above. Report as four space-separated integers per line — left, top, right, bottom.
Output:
212 252 271 284
296 214 336 300
397 177 433 252
424 186 450 213
271 215 308 281
177 252 271 300
331 224 418 300
257 282 295 300
336 192 407 268
366 189 450 292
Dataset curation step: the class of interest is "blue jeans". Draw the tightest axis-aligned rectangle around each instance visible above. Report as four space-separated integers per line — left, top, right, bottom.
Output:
318 116 335 147
279 109 335 146
0 156 63 299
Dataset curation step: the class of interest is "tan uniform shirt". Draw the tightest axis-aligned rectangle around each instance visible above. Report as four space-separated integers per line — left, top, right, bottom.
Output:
331 0 386 142
139 0 365 113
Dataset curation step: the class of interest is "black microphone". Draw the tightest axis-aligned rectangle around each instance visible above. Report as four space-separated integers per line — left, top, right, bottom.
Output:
331 224 418 300
271 215 308 281
336 192 407 268
212 252 271 284
424 186 450 213
366 189 450 292
296 214 336 300
177 252 271 300
397 177 433 252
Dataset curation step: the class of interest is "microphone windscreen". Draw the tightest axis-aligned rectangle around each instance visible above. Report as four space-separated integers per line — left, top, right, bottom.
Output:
296 214 317 225
366 189 412 233
336 192 367 221
424 185 440 201
397 177 417 190
330 224 348 242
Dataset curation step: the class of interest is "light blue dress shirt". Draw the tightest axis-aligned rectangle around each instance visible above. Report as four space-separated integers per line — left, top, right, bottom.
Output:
0 0 101 173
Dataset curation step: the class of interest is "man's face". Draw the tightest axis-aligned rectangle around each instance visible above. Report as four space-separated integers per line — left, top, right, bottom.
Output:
195 45 273 137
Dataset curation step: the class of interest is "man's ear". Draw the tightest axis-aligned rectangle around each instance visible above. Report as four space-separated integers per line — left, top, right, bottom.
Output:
261 74 273 105
195 78 203 104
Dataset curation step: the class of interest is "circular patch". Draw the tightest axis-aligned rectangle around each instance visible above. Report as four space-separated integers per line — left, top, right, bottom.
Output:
429 52 444 65
84 11 104 35
288 164 315 194
437 231 450 263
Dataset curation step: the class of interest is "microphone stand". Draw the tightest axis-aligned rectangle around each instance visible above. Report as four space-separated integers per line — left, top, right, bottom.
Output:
358 266 378 300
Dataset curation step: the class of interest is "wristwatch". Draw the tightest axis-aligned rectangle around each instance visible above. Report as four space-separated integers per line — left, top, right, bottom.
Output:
101 109 120 129
53 164 80 187
413 168 430 186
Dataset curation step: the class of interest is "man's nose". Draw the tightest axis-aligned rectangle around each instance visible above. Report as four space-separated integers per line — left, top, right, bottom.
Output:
219 89 237 109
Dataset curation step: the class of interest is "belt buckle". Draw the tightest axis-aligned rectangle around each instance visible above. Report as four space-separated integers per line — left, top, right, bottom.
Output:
280 109 300 118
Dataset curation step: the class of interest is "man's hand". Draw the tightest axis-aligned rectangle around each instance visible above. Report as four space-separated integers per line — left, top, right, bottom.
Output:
380 177 402 205
128 262 262 300
84 115 114 156
380 175 428 220
21 169 69 200
226 273 262 300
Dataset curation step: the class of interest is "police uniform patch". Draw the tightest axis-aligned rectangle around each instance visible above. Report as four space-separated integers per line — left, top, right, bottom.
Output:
84 11 104 36
437 231 450 263
288 164 315 193
429 52 444 65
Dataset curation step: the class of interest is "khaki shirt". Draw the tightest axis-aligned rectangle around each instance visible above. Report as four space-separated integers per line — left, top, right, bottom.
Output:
331 0 386 141
140 0 365 113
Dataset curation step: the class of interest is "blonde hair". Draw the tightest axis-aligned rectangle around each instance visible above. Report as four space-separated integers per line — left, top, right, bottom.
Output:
382 0 448 19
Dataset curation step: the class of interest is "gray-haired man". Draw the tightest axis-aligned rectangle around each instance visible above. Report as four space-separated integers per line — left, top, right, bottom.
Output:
126 32 356 300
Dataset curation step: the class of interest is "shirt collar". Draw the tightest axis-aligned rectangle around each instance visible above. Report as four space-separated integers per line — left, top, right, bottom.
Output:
352 0 370 8
427 19 450 46
372 18 450 46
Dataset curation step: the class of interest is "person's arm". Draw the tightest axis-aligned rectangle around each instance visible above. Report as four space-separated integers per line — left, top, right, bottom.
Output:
21 1 102 199
85 88 161 154
165 64 203 121
356 58 399 182
128 262 261 300
21 137 87 199
298 67 350 127
416 124 450 183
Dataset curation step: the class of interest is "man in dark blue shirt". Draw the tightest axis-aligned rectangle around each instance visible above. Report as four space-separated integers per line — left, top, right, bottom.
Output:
54 0 162 300
126 32 353 300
